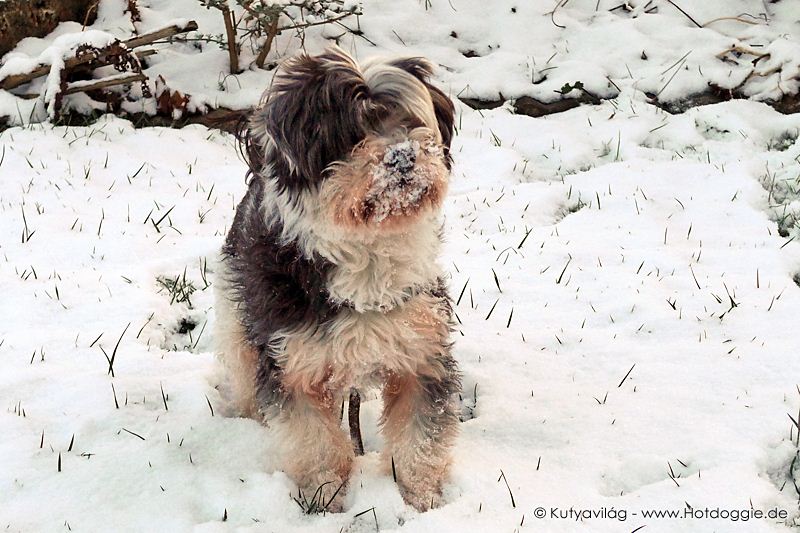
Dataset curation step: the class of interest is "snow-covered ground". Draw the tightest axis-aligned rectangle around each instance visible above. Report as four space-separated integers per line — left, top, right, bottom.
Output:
3 1 800 532
2 0 800 123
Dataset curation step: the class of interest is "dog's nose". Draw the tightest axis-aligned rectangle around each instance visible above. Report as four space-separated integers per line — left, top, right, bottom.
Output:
384 143 417 175
396 173 413 187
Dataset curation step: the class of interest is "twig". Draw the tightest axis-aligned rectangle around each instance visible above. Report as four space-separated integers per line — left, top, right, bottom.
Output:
334 21 377 46
280 11 355 33
703 16 761 27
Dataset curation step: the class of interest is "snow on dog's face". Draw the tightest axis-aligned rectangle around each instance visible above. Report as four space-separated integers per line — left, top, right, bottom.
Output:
321 128 449 230
242 46 454 234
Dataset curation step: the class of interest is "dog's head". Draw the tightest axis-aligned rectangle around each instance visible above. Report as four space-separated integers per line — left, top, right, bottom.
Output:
243 47 455 233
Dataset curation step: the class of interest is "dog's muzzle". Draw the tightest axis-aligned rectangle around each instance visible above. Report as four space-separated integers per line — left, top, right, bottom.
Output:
323 129 449 229
365 139 438 223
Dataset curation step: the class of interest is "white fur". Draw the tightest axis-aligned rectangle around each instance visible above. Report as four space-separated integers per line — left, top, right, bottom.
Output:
260 177 444 312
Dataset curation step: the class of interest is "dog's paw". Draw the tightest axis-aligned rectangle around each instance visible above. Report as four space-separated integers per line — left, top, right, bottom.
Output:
399 484 442 512
295 471 348 514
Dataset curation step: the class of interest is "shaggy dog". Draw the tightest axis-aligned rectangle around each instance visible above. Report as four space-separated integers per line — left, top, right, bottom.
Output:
214 46 460 512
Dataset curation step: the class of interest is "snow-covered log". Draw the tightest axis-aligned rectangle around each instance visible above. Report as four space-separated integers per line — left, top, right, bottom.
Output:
0 20 198 91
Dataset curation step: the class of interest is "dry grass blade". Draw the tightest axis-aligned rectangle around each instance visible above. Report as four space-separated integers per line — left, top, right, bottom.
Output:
497 470 516 508
107 323 131 377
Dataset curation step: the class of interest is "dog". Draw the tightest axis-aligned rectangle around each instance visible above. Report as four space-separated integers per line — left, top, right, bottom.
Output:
213 46 460 512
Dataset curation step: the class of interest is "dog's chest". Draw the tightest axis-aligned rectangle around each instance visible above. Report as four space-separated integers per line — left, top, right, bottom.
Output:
276 293 450 393
315 218 443 313
327 310 406 389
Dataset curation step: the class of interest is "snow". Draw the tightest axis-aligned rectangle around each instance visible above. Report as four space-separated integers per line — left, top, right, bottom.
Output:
0 30 119 80
0 29 122 119
367 139 441 223
2 1 800 532
2 0 800 123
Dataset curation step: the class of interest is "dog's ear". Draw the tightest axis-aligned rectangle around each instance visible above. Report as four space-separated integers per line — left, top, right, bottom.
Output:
389 58 455 152
260 47 371 188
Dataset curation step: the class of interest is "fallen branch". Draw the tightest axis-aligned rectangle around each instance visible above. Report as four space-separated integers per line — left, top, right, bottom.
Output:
17 72 147 99
65 72 146 94
0 20 197 90
121 20 199 49
649 83 800 115
460 91 604 118
132 48 157 60
462 80 799 120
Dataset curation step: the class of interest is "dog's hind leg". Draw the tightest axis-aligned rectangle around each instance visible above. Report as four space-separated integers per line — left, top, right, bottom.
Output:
380 356 460 511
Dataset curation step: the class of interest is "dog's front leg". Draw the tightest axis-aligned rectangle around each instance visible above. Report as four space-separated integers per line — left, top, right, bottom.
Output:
381 360 460 511
273 384 354 512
